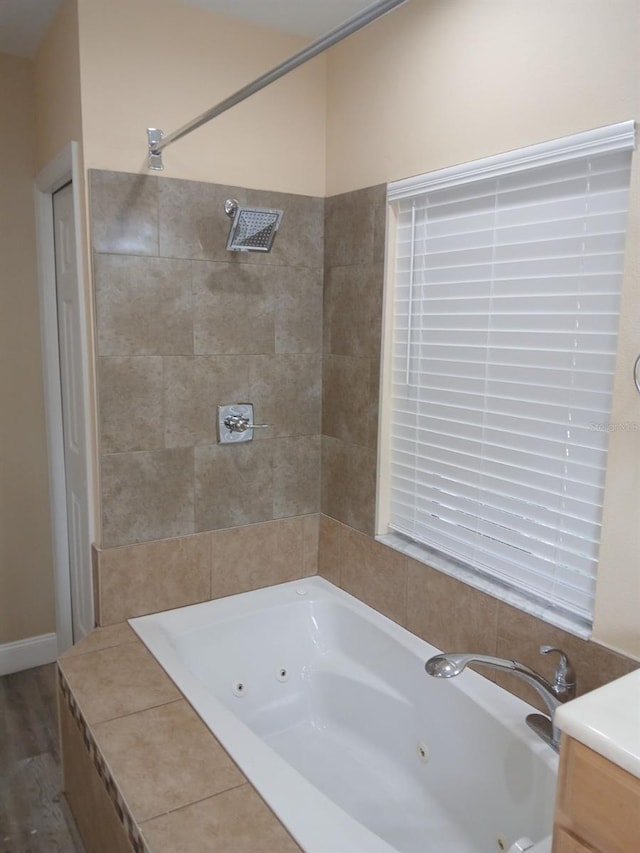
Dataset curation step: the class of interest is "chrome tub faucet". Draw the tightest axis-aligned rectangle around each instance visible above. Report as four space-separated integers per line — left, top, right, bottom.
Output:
425 645 576 752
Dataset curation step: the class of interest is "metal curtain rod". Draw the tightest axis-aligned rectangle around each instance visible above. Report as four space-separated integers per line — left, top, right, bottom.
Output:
146 0 409 170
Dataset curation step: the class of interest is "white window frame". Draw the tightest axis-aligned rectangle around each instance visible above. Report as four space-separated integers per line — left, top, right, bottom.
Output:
377 121 636 638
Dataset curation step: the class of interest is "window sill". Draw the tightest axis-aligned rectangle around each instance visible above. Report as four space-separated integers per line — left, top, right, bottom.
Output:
376 531 592 641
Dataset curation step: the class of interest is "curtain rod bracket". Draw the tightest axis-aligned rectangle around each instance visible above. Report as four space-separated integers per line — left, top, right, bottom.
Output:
147 128 165 171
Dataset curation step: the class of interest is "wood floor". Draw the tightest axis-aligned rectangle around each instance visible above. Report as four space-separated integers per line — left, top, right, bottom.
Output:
0 664 85 853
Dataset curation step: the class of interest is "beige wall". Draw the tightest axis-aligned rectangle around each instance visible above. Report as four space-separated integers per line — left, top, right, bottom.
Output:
76 0 327 195
33 0 83 171
325 0 639 193
593 160 640 657
325 0 640 657
0 53 56 644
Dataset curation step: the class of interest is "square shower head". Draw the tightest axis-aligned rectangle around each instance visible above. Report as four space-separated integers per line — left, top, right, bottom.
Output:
226 206 284 252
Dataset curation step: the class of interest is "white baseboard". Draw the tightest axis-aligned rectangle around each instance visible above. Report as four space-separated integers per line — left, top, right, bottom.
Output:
0 633 58 677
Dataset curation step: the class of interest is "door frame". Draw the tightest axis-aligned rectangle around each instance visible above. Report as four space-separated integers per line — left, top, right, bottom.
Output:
34 142 95 653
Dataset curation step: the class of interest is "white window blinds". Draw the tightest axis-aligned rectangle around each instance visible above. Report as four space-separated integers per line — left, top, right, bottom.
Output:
386 122 635 630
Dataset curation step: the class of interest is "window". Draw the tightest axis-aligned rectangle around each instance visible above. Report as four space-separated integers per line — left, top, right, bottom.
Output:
382 122 635 634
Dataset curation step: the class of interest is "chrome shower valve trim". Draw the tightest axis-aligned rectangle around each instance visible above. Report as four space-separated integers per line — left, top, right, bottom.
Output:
224 413 269 433
217 404 269 444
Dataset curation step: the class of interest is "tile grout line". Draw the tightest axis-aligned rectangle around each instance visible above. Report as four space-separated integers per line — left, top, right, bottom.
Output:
87 694 186 727
62 637 140 659
90 696 186 729
94 248 321 271
137 781 250 827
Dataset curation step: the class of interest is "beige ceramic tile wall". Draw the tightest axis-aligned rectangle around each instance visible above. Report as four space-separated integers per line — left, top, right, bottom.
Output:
90 169 323 548
321 185 386 535
318 515 638 708
93 515 318 626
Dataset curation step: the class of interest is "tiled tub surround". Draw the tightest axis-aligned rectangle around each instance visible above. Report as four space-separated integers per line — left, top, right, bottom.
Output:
58 625 301 853
58 171 635 851
89 174 638 709
322 185 386 536
66 513 636 853
58 560 637 853
128 577 559 852
92 514 318 626
317 515 639 713
90 169 324 548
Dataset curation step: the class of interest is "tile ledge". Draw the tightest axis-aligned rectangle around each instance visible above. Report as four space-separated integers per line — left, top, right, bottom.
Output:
59 652 300 852
95 512 320 553
136 782 250 827
378 531 592 641
59 624 141 659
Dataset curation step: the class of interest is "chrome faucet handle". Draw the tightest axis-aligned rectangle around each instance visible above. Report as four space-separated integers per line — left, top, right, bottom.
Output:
224 414 270 432
539 645 576 701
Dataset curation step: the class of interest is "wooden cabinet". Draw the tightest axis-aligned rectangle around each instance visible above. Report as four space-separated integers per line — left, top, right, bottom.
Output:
553 827 596 853
553 735 640 853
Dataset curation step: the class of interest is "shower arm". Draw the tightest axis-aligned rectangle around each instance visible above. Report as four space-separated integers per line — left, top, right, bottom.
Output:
146 0 409 170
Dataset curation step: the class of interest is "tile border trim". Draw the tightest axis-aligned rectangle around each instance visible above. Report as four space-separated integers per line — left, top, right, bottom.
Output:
58 667 150 853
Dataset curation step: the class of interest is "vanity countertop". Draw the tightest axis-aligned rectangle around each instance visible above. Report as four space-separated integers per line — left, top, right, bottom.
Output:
554 668 640 779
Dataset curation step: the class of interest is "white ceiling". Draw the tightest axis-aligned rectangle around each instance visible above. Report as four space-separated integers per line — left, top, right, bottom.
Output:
0 0 376 59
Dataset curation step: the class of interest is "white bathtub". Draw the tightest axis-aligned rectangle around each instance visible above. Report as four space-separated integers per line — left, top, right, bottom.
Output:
130 577 557 853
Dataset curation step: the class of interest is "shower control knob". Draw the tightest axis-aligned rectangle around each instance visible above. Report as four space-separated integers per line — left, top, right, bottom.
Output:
223 414 270 433
224 414 250 432
217 404 269 444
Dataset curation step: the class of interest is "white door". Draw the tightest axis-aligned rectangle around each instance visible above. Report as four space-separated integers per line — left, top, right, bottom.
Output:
52 182 93 642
